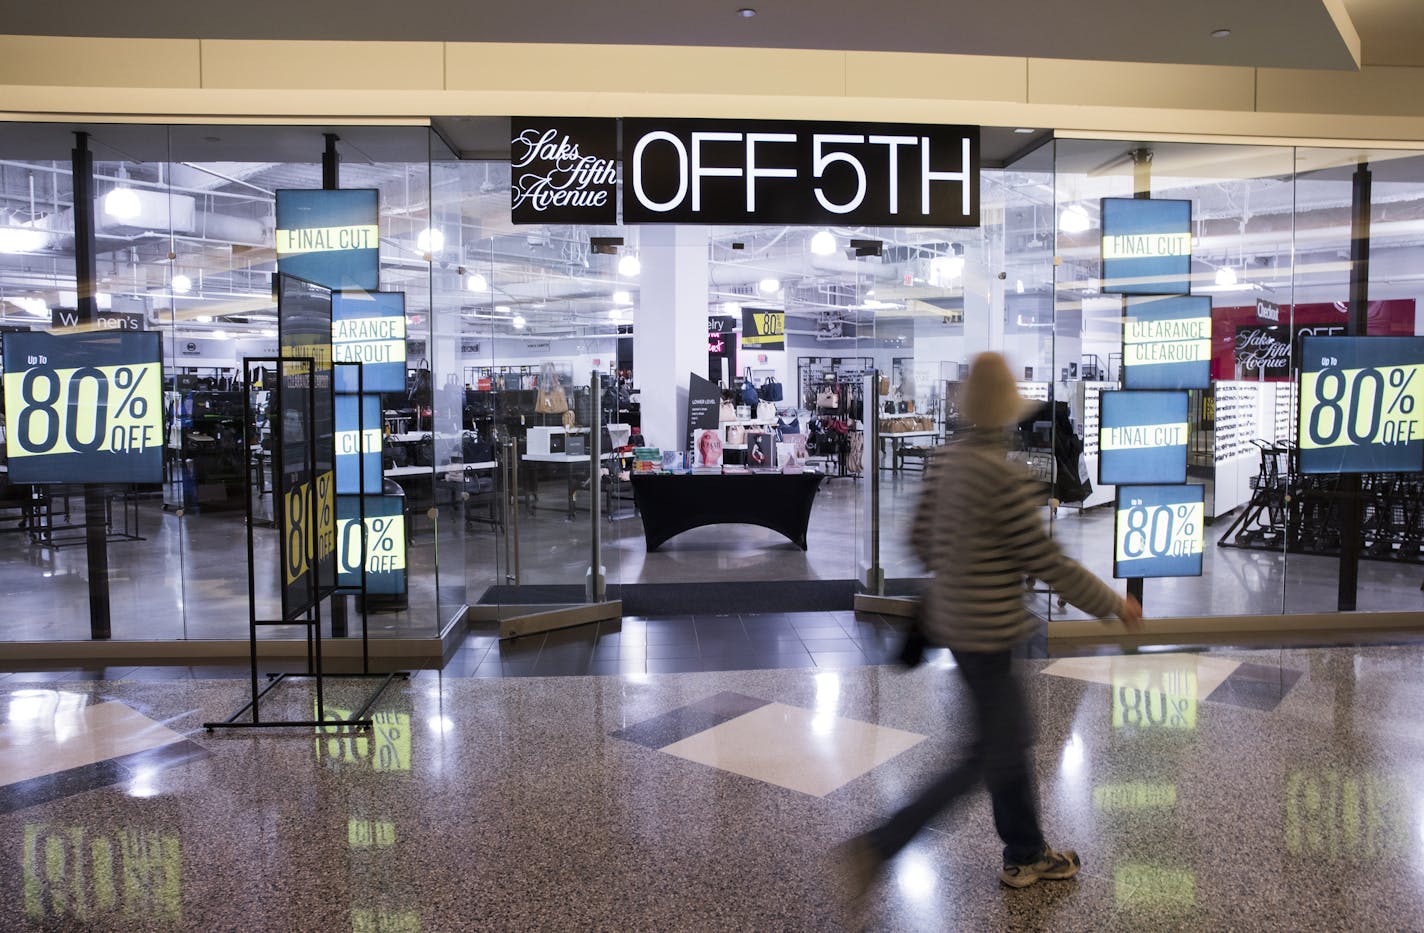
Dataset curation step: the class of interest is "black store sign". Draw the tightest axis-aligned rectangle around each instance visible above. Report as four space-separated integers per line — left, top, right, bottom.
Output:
511 118 619 224
622 119 980 226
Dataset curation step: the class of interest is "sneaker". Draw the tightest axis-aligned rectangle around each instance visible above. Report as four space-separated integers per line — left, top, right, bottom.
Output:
999 847 1081 888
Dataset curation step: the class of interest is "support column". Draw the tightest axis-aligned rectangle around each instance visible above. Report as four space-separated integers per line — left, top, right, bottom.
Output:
1338 162 1372 612
72 133 111 640
632 226 710 452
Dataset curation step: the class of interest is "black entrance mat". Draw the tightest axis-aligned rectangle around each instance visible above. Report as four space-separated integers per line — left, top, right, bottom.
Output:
477 579 860 615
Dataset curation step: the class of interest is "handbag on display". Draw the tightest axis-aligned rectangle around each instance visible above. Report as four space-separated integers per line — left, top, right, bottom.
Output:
756 400 776 422
816 386 839 409
759 378 783 402
884 400 896 415
740 380 761 409
776 416 800 438
725 423 746 445
878 374 891 397
719 400 737 422
534 363 569 414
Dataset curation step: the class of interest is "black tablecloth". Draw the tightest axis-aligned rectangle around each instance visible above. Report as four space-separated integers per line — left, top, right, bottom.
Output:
630 472 825 551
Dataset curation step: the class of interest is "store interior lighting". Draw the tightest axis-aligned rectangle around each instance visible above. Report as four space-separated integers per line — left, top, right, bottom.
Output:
1060 204 1092 233
809 230 836 255
1214 265 1239 287
0 224 46 253
103 185 141 220
512 314 526 329
758 277 780 293
465 272 488 292
416 227 444 254
171 274 192 294
612 290 632 304
617 254 641 277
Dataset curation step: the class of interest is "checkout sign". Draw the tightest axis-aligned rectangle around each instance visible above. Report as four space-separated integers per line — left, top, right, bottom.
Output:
2 332 163 484
1298 336 1424 474
1114 484 1204 578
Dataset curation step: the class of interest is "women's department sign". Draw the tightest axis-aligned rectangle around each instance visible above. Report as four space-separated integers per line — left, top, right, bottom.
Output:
2 331 163 484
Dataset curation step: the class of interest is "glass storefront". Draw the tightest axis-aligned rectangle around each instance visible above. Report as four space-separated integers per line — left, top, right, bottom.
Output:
2 120 1421 644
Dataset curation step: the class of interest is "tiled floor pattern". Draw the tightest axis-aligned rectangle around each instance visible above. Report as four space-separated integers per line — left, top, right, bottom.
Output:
613 690 927 797
2 643 1422 930
1043 651 1306 714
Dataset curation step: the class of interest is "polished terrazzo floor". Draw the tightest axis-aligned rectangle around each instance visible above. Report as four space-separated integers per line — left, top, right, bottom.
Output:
3 630 1423 931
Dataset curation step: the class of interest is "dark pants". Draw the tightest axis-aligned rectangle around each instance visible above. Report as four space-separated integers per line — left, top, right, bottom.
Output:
867 649 1046 865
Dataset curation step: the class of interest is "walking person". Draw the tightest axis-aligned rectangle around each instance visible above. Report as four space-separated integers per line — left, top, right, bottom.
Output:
839 352 1142 901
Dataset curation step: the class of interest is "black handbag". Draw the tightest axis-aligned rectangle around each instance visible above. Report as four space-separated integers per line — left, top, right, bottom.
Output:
896 601 929 668
759 378 783 402
884 401 896 414
412 434 434 467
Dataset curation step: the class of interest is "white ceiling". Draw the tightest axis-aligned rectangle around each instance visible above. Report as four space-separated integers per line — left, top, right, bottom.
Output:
3 0 1363 70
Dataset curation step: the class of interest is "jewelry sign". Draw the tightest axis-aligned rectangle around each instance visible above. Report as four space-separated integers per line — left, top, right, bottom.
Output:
510 118 618 224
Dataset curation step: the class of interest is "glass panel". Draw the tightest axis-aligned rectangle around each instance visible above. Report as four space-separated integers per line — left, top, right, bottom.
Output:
1289 147 1424 614
1052 138 1296 620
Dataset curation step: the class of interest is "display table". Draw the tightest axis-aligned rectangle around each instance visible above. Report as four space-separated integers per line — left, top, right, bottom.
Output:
630 471 825 551
522 452 613 519
879 429 939 472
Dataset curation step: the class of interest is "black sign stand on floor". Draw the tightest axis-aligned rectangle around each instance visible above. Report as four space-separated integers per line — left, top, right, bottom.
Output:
204 357 404 734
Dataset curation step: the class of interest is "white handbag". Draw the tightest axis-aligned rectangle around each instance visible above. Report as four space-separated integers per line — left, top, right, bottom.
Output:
756 400 776 422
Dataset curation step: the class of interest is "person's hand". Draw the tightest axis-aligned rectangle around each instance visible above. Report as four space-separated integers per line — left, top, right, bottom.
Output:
1117 594 1143 632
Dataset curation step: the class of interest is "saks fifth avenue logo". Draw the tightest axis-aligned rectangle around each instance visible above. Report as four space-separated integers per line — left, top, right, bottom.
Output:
510 120 618 224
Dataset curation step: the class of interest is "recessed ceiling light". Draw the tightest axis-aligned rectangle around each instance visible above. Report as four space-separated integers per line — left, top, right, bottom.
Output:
737 7 757 17
1013 128 1035 135
1211 28 1231 39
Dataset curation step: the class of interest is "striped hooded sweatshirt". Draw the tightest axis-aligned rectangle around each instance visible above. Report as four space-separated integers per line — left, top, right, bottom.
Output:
911 428 1120 652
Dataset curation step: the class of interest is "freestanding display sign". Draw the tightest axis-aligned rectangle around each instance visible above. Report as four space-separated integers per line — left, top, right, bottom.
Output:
1298 336 1424 474
1121 294 1212 390
275 189 380 291
1114 484 1205 579
337 495 407 595
276 275 337 621
332 291 406 393
2 331 163 484
1101 198 1193 296
1098 391 1190 485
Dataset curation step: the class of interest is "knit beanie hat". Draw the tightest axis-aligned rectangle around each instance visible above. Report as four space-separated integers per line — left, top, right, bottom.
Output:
962 352 1039 428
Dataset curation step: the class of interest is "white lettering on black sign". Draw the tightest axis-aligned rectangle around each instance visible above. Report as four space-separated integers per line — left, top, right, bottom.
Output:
510 119 619 224
622 119 979 227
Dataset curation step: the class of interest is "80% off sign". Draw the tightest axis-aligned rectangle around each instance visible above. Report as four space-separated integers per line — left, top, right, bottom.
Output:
2 333 163 484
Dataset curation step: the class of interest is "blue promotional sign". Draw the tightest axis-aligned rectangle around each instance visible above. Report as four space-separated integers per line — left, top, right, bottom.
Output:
1122 294 1212 390
2 331 164 484
1101 198 1192 296
332 291 406 393
1099 391 1189 485
1114 484 1205 578
335 394 383 495
337 494 407 594
1298 336 1424 474
275 189 379 292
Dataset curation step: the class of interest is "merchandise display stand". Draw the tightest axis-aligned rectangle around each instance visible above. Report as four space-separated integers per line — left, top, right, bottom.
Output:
204 356 405 734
